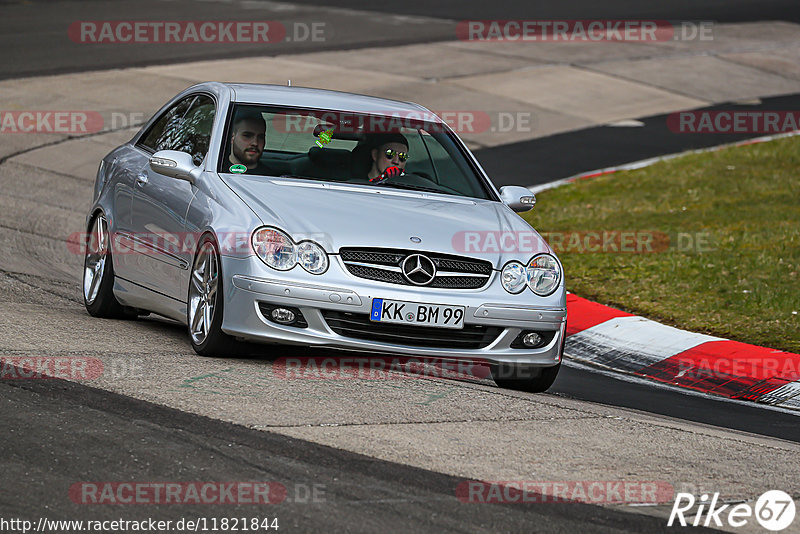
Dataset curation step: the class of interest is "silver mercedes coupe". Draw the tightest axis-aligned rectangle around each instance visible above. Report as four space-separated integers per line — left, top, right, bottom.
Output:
83 82 566 391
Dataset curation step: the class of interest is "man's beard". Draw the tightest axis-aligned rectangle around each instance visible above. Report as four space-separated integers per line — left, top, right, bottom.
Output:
235 148 259 165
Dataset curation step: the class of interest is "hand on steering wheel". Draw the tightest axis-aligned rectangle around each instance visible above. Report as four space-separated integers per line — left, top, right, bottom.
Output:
370 166 404 183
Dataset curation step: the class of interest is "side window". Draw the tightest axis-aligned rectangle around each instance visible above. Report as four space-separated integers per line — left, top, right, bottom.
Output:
139 97 194 153
139 95 216 165
178 96 215 165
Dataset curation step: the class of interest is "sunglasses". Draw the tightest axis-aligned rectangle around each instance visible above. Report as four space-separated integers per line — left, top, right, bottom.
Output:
383 149 409 162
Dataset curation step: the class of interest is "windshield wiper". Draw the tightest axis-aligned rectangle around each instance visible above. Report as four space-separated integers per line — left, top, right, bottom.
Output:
278 174 325 181
376 182 450 194
274 176 451 195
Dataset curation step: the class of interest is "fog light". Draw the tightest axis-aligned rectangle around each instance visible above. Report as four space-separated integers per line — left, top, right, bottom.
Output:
510 330 556 349
271 308 296 324
522 332 542 347
258 302 308 328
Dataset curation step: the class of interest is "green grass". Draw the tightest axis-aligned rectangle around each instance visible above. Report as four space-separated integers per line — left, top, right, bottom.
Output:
522 136 800 353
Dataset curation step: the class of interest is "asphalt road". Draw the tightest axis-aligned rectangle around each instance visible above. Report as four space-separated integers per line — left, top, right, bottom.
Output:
0 0 455 80
288 0 800 24
0 374 699 534
3 0 800 80
480 93 800 187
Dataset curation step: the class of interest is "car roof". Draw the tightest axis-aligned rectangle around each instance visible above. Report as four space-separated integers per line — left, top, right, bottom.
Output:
219 82 442 123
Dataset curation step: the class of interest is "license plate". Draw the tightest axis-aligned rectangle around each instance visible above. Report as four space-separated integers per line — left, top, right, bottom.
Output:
370 298 465 329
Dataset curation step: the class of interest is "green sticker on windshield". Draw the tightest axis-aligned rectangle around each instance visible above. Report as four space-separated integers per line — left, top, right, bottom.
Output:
230 164 247 174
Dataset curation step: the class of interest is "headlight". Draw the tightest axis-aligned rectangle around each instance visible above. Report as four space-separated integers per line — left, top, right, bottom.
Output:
296 241 329 274
252 228 296 271
501 261 528 294
251 227 329 274
526 254 561 296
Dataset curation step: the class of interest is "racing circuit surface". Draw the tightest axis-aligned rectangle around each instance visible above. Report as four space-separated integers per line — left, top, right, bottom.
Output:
2 1 800 532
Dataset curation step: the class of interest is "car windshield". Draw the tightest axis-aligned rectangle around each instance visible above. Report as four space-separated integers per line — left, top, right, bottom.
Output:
218 104 495 200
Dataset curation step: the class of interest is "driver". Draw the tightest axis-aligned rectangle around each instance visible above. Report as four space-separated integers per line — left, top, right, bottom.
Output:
367 133 409 182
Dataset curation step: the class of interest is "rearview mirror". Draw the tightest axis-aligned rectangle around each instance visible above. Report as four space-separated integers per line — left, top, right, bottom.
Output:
149 150 198 184
500 186 536 213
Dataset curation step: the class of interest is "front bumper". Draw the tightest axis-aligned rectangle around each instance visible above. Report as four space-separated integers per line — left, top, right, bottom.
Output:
220 255 566 366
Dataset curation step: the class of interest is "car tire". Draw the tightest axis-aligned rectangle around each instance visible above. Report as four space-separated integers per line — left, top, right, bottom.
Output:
83 214 130 318
490 362 561 393
188 234 232 356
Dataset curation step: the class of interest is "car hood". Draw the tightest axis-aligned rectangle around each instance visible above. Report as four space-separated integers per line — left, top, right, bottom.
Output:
224 176 552 267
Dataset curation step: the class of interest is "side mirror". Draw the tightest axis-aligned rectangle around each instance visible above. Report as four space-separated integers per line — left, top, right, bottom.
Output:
500 186 536 213
149 150 198 184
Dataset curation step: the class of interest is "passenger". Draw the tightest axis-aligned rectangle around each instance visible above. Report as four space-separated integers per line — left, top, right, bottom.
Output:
367 133 409 182
225 112 273 175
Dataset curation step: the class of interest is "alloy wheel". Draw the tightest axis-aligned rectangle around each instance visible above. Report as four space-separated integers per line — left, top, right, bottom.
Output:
83 215 109 305
188 241 219 345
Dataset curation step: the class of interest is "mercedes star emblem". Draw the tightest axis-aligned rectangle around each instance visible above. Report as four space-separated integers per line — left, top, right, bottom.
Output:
401 254 436 286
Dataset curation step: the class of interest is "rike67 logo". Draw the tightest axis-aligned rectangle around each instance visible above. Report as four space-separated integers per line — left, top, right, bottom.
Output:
668 490 796 531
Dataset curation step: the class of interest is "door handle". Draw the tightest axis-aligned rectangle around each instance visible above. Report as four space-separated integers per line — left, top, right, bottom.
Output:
136 172 149 186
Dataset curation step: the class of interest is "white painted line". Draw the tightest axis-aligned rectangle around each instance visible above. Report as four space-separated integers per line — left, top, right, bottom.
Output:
606 119 645 127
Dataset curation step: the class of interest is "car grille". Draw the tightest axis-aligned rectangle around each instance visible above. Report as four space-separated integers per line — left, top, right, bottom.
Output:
322 310 502 349
338 248 492 289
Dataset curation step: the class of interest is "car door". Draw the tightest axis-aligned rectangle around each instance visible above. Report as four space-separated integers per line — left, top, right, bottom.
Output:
127 94 216 301
102 147 141 284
